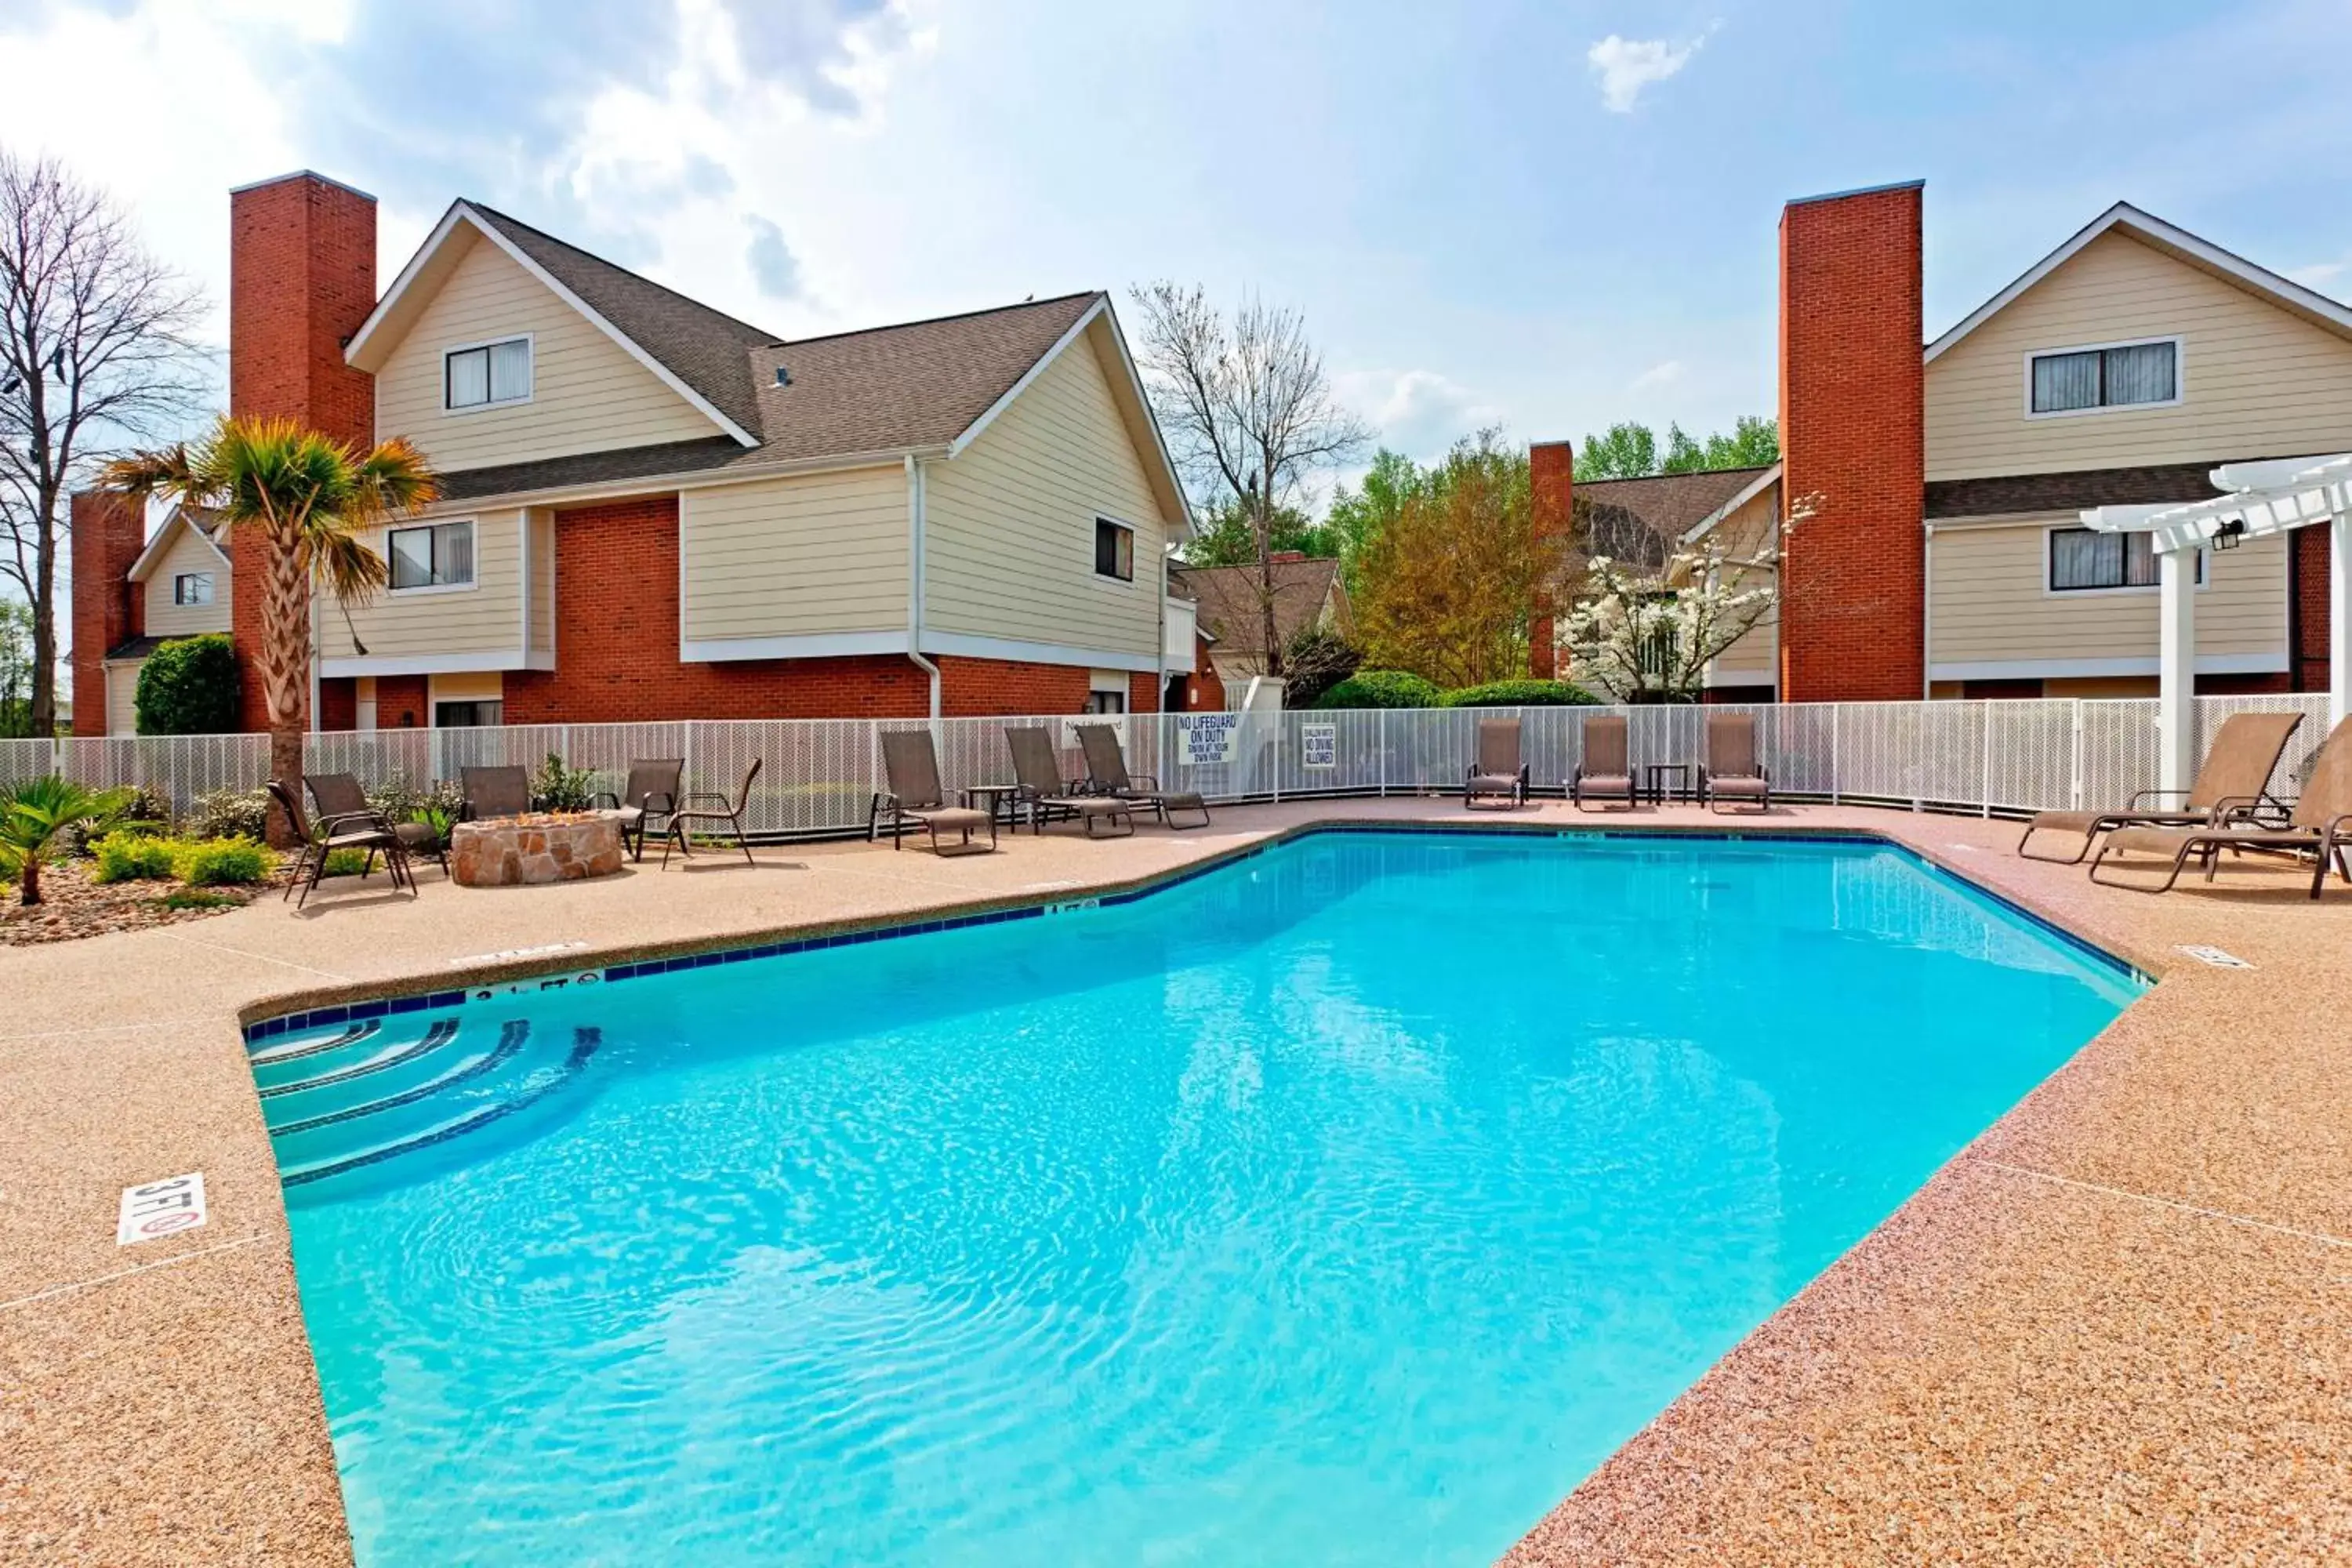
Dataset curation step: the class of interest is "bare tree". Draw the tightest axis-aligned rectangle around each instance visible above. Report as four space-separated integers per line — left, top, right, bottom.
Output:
0 151 208 737
1129 282 1369 677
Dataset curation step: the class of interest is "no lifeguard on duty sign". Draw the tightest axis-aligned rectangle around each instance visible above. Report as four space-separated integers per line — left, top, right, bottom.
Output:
116 1172 206 1245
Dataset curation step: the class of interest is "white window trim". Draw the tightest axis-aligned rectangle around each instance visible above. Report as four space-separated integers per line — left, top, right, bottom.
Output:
2020 333 2183 421
2040 522 2206 598
172 572 215 606
385 517 481 597
441 332 535 415
1093 514 1138 585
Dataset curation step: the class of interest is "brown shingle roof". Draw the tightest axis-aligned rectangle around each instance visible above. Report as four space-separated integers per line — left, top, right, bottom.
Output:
1171 557 1345 659
1924 461 2232 519
1575 466 1776 539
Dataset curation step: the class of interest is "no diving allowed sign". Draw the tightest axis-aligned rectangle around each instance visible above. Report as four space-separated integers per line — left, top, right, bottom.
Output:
118 1172 206 1245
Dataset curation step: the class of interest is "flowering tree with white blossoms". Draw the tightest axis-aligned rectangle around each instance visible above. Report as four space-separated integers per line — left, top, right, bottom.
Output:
1561 543 1784 702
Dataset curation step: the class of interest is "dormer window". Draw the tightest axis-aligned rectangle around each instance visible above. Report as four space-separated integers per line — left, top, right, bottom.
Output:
445 336 532 411
2028 337 2178 416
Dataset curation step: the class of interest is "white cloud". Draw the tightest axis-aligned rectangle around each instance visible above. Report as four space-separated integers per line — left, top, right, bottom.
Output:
1629 358 1684 390
1586 27 1714 114
2287 257 2348 291
1336 368 1504 463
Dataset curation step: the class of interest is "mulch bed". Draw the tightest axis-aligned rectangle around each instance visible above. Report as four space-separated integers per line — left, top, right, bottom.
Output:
0 858 281 947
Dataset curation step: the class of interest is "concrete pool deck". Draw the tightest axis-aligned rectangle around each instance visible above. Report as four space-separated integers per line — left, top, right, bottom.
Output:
1 798 2344 1565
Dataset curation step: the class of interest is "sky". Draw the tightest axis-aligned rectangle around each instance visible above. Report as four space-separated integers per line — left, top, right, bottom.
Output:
5 0 2352 489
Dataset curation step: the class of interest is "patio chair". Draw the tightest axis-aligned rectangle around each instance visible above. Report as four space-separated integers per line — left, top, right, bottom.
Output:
459 765 533 822
1700 713 1772 814
1005 726 1134 838
662 758 762 868
869 731 998 855
2018 710 2303 863
2089 716 2352 898
269 779 416 910
1076 722 1210 828
1465 718 1530 810
592 758 684 862
307 771 448 877
1571 714 1636 810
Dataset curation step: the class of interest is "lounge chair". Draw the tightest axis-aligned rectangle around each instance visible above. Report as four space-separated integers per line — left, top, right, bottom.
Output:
1076 722 1210 828
1700 713 1771 813
869 731 998 855
1006 726 1134 837
2019 710 2302 863
2090 716 2352 898
1572 714 1636 810
662 758 761 868
307 771 448 876
1465 718 1530 810
459 765 533 822
270 779 416 909
592 758 683 862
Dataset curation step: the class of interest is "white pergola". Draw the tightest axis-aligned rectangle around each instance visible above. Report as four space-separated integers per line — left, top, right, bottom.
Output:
2082 452 2352 793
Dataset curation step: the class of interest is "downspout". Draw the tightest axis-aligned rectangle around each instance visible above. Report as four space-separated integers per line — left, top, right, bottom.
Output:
1922 519 1935 699
905 454 941 720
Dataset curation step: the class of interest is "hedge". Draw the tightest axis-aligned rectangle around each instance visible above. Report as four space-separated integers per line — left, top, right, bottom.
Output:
1310 670 1443 710
134 634 241 736
1437 679 1600 708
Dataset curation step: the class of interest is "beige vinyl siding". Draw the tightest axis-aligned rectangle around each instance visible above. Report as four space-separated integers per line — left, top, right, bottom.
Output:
321 509 528 662
680 466 909 642
1927 230 2352 480
372 228 723 470
924 323 1169 658
104 660 141 736
1698 486 1778 682
1928 517 2286 668
140 528 231 639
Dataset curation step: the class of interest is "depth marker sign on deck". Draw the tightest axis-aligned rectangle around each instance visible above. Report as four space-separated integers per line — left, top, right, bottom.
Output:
118 1173 205 1245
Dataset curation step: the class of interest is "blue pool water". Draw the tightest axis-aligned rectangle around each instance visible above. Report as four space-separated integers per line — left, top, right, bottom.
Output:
263 830 2138 1566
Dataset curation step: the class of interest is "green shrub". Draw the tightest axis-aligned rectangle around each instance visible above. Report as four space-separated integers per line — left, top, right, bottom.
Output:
1279 629 1362 708
368 772 464 826
159 887 238 910
133 634 241 736
187 787 271 842
92 833 180 883
1438 679 1601 709
176 837 270 886
532 753 597 813
321 847 374 877
1310 669 1443 710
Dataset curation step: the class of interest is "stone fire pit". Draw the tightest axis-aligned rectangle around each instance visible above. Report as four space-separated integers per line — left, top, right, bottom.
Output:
450 811 627 887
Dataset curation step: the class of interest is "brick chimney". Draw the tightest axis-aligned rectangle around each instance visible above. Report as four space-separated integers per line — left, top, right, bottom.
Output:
69 490 146 735
1529 439 1573 678
1777 180 1925 702
227 170 378 731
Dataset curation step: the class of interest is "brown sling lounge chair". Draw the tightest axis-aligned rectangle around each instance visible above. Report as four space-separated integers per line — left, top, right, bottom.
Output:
593 758 683 862
1572 714 1635 810
1076 723 1210 828
1006 727 1134 837
308 771 448 877
662 758 761 868
460 765 533 821
869 731 997 855
1465 718 1530 809
2089 716 2352 898
270 779 416 909
2020 710 2302 863
1700 713 1771 813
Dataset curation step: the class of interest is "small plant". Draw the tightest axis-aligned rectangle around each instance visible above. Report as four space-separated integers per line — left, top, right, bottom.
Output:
92 833 181 884
321 847 375 877
0 776 133 906
187 787 272 842
177 837 271 887
367 771 464 826
532 753 598 814
159 887 238 911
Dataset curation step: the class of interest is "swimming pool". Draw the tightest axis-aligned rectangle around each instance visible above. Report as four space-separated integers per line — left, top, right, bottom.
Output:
256 829 2139 1566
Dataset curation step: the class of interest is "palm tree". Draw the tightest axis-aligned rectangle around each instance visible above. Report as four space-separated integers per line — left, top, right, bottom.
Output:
103 417 438 843
0 776 131 906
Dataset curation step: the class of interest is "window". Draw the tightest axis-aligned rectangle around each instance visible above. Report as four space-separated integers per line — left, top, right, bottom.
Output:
2029 339 2177 414
2048 528 2204 592
434 699 503 728
1094 517 1134 581
171 572 213 606
444 337 532 410
388 521 476 590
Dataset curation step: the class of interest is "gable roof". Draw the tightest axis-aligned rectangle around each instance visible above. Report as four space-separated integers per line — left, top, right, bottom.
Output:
1170 557 1345 659
1925 201 2352 363
125 505 230 582
1577 465 1779 550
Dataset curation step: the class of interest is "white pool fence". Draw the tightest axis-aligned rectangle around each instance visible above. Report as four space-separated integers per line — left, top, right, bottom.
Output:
0 694 2332 843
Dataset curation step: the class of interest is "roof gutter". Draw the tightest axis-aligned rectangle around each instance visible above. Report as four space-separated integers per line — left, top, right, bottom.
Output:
906 454 940 720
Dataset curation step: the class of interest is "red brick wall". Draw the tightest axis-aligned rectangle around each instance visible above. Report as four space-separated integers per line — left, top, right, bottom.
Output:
1127 670 1162 715
2292 524 2332 693
316 677 357 732
374 674 427 729
69 491 146 735
1528 440 1573 679
227 172 379 732
1777 181 1926 702
937 656 1090 717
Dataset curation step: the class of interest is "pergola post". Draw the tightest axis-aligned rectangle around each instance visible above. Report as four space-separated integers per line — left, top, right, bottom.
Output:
2333 511 2351 729
2158 543 2197 795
